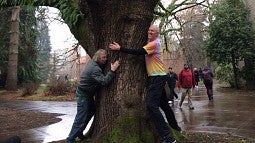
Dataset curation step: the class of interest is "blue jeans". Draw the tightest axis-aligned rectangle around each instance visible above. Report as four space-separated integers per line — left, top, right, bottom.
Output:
146 75 172 138
66 88 95 143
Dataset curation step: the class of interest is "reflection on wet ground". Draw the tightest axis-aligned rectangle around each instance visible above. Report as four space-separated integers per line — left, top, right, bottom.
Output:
171 85 255 141
0 83 255 142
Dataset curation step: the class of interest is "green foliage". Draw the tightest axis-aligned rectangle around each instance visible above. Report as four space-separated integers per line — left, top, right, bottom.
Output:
36 7 52 83
206 0 255 65
0 0 84 28
57 0 83 27
0 7 41 85
206 0 255 88
40 0 83 28
241 65 255 80
18 6 39 83
0 8 11 84
214 64 235 87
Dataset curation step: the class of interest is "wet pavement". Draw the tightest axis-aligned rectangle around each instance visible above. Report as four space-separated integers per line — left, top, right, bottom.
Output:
0 83 255 143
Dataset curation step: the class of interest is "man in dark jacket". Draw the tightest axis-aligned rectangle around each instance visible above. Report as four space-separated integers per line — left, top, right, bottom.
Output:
193 68 200 89
178 64 195 110
166 67 179 103
202 67 214 100
66 49 120 143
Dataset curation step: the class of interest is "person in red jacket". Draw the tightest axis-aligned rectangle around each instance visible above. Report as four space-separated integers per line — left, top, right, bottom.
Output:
178 64 195 110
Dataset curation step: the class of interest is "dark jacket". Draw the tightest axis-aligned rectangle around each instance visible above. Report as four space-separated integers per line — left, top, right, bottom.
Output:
194 70 200 82
202 69 213 84
78 60 115 96
178 69 195 88
166 72 178 88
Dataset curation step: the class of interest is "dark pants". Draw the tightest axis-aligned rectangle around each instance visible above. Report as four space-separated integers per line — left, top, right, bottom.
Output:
195 79 199 86
204 80 213 99
146 76 172 138
67 88 96 143
161 89 181 131
168 85 178 101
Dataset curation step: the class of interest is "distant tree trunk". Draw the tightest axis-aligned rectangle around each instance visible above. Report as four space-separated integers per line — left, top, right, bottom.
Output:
231 52 239 89
6 6 20 91
244 58 255 89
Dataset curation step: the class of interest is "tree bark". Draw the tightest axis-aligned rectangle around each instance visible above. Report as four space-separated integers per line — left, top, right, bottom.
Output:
6 6 20 91
72 0 161 142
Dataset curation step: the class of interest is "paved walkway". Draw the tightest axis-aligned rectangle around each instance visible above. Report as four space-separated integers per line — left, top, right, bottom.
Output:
0 83 255 143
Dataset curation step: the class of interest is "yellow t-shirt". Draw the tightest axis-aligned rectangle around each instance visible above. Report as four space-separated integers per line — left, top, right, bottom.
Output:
143 38 166 76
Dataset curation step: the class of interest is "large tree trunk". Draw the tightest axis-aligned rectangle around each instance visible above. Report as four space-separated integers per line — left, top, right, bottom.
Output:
73 0 160 142
6 6 20 91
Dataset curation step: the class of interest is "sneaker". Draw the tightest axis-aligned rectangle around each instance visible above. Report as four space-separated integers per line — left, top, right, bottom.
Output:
168 100 173 104
162 140 176 143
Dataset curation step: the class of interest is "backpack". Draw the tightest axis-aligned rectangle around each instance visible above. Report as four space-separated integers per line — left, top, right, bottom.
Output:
203 70 212 82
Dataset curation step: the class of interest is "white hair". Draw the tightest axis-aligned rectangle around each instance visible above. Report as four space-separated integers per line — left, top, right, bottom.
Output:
92 49 107 61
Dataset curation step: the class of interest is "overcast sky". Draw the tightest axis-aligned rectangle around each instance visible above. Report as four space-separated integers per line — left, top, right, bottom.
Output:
46 7 77 51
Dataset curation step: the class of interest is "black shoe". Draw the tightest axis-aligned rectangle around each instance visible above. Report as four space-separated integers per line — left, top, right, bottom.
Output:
174 127 182 133
77 134 86 140
162 139 176 143
162 135 176 143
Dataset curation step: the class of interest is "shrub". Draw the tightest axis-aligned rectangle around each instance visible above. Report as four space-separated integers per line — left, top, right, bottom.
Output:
214 64 234 87
44 79 78 96
21 82 40 97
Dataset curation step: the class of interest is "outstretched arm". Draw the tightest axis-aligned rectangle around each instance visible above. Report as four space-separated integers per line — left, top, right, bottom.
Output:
109 42 147 55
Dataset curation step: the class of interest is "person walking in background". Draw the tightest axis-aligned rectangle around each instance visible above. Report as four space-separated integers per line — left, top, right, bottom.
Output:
109 25 178 143
166 67 179 103
198 67 203 81
202 66 214 101
66 49 120 143
178 64 195 110
193 67 200 89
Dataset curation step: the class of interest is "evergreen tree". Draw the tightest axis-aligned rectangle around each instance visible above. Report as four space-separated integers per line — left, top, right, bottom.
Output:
18 6 38 83
0 6 41 87
0 7 11 87
206 0 255 88
36 7 52 83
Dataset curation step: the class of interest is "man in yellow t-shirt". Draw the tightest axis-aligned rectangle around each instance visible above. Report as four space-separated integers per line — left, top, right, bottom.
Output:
109 25 180 143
